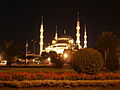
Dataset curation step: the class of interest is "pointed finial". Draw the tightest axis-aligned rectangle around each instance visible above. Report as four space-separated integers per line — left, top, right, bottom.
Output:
77 11 80 21
25 41 28 48
77 12 79 16
84 24 86 32
41 16 43 25
56 26 57 33
55 25 58 40
64 30 66 34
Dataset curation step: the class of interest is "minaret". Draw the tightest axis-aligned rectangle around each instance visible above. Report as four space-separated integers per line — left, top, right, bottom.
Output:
76 12 82 49
55 26 58 40
84 24 87 48
39 16 44 55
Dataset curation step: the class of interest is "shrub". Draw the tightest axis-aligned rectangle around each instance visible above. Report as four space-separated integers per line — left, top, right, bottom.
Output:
1 80 120 88
70 48 104 74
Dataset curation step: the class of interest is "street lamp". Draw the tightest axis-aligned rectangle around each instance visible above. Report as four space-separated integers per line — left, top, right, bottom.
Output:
0 55 2 60
31 39 36 54
47 57 51 61
25 41 28 64
63 53 68 59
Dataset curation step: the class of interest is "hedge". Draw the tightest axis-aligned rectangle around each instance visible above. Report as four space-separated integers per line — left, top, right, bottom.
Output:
0 80 120 88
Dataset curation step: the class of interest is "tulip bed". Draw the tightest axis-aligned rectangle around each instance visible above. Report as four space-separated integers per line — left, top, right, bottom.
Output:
0 72 120 88
0 72 120 81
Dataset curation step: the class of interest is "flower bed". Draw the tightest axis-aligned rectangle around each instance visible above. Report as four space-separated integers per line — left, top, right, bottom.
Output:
0 72 120 81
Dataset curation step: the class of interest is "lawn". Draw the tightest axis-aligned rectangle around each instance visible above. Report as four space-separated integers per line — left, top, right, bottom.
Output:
0 66 76 73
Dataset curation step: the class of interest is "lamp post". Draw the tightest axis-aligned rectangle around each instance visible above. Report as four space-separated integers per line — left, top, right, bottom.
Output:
63 53 68 59
31 39 36 54
25 41 28 64
0 55 2 60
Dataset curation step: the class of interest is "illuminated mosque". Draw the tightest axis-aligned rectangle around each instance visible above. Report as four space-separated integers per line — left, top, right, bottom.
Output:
39 12 87 55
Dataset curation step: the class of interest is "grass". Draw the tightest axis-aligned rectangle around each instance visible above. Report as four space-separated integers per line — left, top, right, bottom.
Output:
0 65 120 73
0 87 120 90
0 66 76 73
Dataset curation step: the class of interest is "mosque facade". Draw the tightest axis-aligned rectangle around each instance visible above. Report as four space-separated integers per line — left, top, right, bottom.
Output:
39 12 87 55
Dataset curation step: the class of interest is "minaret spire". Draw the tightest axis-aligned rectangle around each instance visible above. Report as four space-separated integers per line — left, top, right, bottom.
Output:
64 29 66 34
77 12 79 21
76 12 82 49
55 26 58 40
84 24 87 48
39 16 44 55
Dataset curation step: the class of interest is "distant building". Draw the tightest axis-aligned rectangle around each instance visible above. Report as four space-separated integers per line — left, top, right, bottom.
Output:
0 60 7 66
39 12 88 54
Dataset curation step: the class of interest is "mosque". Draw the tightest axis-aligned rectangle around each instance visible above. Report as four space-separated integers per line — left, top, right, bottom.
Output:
39 12 87 55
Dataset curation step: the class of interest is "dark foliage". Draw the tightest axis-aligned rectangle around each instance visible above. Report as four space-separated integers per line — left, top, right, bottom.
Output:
70 48 104 74
106 49 119 71
95 31 120 71
49 51 65 68
2 40 21 65
41 51 49 59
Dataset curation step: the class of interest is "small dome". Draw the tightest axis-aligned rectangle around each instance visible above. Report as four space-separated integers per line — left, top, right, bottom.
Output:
59 35 73 39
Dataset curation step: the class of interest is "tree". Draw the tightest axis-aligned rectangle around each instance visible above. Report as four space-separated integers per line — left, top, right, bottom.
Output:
2 40 21 65
70 48 104 74
95 31 120 71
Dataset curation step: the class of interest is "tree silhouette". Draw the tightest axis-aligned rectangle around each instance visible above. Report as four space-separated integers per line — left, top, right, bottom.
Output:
49 51 65 68
95 31 120 71
2 40 21 65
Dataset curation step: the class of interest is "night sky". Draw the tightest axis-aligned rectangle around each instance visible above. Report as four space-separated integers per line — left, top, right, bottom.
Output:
0 0 120 53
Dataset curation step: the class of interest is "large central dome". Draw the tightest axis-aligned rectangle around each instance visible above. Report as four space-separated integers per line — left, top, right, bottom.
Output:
45 34 74 54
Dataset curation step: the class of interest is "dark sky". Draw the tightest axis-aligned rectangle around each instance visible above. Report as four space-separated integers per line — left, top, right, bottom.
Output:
0 0 120 53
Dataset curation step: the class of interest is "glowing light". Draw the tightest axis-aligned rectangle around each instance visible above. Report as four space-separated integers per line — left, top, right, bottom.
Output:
52 40 56 44
33 59 35 62
76 12 81 49
55 49 64 54
0 55 2 60
40 16 44 55
47 57 51 61
84 24 87 48
63 53 68 59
